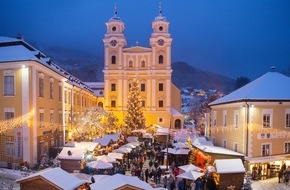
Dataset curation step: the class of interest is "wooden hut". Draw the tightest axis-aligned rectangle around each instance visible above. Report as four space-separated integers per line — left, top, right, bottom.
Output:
16 167 85 190
214 159 246 190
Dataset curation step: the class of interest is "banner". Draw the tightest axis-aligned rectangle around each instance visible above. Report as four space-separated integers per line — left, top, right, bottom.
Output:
14 128 23 160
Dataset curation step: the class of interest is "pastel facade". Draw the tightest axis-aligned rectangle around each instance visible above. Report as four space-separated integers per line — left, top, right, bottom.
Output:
103 8 182 129
0 37 97 167
208 71 290 177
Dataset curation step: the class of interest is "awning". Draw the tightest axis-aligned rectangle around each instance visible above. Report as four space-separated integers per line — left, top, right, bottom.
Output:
246 154 290 164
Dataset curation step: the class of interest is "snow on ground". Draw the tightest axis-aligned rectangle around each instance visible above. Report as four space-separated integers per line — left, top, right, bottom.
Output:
252 177 290 190
0 168 22 190
0 168 290 190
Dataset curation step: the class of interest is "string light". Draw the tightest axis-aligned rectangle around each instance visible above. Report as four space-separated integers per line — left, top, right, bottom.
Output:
0 109 35 134
210 123 290 138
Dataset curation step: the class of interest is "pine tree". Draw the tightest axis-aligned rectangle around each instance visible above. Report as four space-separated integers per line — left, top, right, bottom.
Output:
124 78 146 131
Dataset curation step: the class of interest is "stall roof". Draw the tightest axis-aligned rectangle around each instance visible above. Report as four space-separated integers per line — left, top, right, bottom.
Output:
90 173 153 190
214 159 245 174
57 147 84 160
194 145 244 157
16 167 84 190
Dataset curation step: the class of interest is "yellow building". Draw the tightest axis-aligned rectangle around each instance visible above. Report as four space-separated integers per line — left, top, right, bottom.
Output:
103 7 182 129
0 36 97 167
208 71 290 178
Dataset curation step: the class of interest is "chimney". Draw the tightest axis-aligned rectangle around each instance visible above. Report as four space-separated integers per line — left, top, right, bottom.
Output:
270 66 275 72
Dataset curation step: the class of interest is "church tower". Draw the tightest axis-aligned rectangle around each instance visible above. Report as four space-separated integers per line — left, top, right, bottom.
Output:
103 5 126 113
103 5 182 129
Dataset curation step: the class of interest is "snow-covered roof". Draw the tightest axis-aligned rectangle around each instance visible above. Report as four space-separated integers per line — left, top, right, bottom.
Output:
210 72 290 106
90 173 154 190
192 137 214 147
57 147 85 160
194 145 244 157
16 167 85 190
214 159 245 174
156 127 169 135
76 142 99 151
0 36 94 93
171 108 183 117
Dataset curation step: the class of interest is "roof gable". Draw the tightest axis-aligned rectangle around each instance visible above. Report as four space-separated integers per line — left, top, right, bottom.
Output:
124 46 151 53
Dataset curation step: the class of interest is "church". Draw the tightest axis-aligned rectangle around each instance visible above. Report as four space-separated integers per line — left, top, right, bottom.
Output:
102 6 183 129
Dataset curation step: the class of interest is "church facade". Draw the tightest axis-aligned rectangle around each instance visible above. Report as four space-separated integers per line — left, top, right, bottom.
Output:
103 7 182 129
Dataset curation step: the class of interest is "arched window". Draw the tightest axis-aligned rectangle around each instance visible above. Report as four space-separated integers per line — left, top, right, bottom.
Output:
111 55 116 64
158 55 163 64
141 60 145 67
129 60 133 67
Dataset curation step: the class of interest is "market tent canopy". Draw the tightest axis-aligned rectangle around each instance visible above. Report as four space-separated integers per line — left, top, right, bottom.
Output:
96 155 116 163
127 136 139 142
176 170 204 181
179 164 203 172
214 159 245 174
86 160 113 169
90 173 154 190
108 152 124 160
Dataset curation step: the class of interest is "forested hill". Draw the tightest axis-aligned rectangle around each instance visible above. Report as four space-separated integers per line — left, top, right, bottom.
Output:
172 62 235 93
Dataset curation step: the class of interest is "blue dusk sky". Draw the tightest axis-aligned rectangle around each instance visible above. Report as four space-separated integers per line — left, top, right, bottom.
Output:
1 0 290 80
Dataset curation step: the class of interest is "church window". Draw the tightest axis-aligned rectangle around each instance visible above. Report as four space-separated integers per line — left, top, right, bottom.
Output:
111 83 116 91
158 83 163 91
111 55 116 64
158 100 163 108
111 100 116 108
129 60 133 67
141 83 145 91
141 60 145 67
158 55 163 64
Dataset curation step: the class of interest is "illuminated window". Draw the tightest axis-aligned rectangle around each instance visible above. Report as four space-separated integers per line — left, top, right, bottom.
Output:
58 85 62 101
158 55 163 64
263 114 271 128
111 83 116 91
5 112 14 120
141 83 145 91
262 143 271 156
158 83 163 91
233 142 238 152
39 78 44 97
50 110 54 124
234 111 239 128
4 76 14 96
286 113 290 128
158 100 163 108
223 110 227 127
68 91 71 104
59 111 62 124
111 100 116 107
223 139 227 148
111 55 116 64
5 142 14 156
285 142 290 153
39 112 44 128
50 80 54 99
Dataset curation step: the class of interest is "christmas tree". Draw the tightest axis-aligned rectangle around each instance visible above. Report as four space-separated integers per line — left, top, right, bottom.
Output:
124 78 146 131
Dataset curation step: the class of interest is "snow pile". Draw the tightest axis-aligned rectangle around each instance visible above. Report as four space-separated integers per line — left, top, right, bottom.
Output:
0 168 22 180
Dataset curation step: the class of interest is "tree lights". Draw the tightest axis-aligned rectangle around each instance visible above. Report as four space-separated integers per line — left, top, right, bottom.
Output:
0 109 35 134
